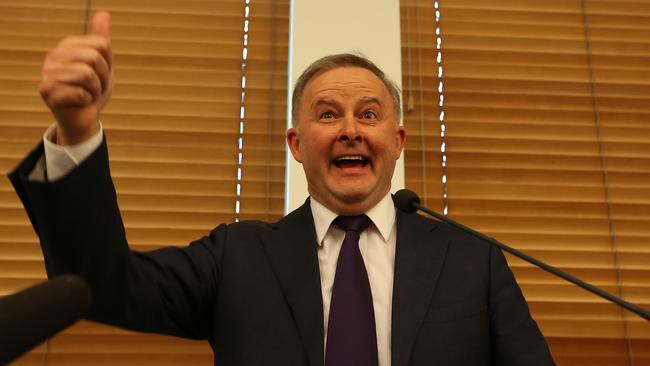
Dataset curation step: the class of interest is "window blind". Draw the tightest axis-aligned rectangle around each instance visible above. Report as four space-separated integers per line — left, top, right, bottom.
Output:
400 0 649 364
0 0 288 364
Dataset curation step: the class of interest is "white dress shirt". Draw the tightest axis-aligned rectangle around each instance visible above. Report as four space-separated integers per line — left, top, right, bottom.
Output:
311 195 396 366
36 124 104 182
39 126 398 366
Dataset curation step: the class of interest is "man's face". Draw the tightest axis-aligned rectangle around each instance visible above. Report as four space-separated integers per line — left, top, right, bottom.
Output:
287 66 405 215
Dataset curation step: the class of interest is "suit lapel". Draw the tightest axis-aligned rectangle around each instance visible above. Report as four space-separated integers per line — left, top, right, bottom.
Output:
263 199 324 366
391 209 449 366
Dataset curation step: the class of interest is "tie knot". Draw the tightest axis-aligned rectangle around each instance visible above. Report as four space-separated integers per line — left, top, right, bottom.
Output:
334 214 372 233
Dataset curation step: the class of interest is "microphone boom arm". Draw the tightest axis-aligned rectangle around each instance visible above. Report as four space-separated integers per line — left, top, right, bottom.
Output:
396 189 650 322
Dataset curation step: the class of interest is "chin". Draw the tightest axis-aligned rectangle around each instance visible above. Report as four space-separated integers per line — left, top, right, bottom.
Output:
331 183 368 198
333 188 376 207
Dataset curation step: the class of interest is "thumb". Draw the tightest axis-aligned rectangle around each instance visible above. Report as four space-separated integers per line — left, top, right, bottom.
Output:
91 11 112 38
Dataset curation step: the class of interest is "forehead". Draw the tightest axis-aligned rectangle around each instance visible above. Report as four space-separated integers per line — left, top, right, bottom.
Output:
302 66 390 106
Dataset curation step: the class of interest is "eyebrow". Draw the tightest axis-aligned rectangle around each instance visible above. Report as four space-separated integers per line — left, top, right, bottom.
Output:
311 96 382 109
360 96 381 106
311 98 339 109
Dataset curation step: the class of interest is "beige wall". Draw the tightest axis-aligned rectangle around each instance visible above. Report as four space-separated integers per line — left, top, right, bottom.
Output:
285 0 404 213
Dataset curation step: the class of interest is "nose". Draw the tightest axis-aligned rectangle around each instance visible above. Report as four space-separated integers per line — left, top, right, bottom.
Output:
338 115 363 143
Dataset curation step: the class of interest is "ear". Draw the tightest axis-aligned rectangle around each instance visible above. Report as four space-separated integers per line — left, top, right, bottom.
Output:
394 126 406 159
286 127 303 163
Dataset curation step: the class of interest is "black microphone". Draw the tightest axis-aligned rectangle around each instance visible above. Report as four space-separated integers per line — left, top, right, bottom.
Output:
394 189 650 322
0 275 92 365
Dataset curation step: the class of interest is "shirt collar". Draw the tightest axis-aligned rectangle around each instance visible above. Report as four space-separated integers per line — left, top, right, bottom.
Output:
310 193 396 246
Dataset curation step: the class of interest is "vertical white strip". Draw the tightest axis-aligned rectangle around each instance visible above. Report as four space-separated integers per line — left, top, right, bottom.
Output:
434 0 449 216
284 0 296 214
235 0 251 222
286 0 404 213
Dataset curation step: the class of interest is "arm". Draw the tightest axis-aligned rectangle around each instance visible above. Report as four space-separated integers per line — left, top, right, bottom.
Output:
39 12 111 146
489 245 555 365
25 123 104 184
10 137 222 340
10 11 222 340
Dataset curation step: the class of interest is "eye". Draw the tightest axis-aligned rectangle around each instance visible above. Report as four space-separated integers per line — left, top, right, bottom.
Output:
320 111 336 120
362 110 377 119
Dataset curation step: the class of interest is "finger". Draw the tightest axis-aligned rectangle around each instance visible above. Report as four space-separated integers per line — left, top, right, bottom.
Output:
46 48 110 92
39 81 94 108
92 11 112 39
56 36 112 71
52 65 103 101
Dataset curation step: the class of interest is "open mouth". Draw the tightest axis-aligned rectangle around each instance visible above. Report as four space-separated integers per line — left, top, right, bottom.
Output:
332 155 370 168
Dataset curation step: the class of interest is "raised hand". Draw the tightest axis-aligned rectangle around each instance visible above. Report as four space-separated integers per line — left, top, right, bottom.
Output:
38 11 113 145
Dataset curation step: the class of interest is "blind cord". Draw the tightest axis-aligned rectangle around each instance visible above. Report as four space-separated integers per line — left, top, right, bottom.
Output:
415 0 429 208
580 1 635 364
83 0 92 35
433 1 449 215
265 0 278 222
403 0 426 204
38 2 97 365
235 0 252 222
40 339 50 366
406 0 413 113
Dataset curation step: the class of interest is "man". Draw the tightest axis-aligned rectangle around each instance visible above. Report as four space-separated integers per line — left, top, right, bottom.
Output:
10 11 554 366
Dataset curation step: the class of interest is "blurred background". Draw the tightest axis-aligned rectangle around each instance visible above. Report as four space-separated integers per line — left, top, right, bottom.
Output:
0 0 648 364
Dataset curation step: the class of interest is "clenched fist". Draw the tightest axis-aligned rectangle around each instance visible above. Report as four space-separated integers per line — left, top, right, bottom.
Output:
39 11 113 145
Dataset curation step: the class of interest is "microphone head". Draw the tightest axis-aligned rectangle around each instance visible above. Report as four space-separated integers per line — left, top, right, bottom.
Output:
394 189 420 213
0 275 92 364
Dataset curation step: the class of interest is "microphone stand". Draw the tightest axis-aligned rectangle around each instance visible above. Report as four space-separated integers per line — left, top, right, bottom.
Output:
395 189 650 322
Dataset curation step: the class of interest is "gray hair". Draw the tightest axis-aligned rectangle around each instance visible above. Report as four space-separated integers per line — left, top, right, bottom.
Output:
291 53 402 126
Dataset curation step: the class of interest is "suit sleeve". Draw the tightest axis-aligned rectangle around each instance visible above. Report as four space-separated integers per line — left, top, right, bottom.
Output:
9 138 223 340
488 245 555 365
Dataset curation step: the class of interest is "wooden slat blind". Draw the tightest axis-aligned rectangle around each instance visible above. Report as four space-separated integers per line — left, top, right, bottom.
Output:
589 1 650 363
401 0 443 213
400 0 650 365
0 0 288 364
239 0 288 222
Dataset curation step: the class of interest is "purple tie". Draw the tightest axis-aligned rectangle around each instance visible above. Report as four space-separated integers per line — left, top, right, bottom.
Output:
325 214 378 366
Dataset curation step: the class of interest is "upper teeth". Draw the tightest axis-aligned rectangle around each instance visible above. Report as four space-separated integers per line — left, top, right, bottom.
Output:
336 156 365 161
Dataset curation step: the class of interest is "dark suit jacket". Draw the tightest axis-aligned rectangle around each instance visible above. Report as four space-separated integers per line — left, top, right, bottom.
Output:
10 139 554 365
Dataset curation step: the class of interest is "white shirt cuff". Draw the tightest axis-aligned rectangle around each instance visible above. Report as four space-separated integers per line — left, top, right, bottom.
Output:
40 124 104 182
